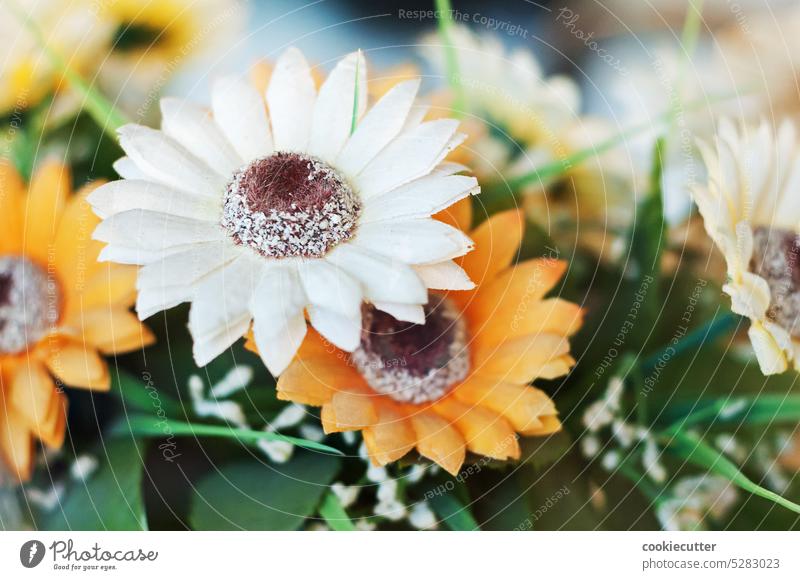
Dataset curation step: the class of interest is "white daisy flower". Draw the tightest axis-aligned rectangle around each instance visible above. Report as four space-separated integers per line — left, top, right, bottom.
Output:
89 48 479 375
691 118 800 375
419 24 580 145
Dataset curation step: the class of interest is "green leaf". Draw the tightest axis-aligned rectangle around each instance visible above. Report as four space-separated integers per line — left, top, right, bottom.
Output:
434 0 465 115
45 437 147 530
116 415 344 455
665 395 800 431
664 429 800 515
318 492 356 531
110 369 181 417
429 493 480 531
189 452 341 530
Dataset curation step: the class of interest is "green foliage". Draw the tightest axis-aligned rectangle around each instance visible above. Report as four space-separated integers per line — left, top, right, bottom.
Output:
188 452 341 530
45 437 147 531
429 493 480 531
318 492 357 531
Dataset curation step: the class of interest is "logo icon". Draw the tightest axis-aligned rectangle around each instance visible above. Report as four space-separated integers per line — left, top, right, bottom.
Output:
19 540 46 568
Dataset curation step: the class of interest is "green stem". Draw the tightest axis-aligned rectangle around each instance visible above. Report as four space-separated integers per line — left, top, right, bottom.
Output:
434 0 465 116
641 311 740 374
7 0 130 139
318 492 357 531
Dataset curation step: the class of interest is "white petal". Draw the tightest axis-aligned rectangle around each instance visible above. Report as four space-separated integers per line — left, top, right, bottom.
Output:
308 51 367 163
297 260 361 318
117 124 225 198
137 242 241 292
255 313 307 377
160 97 242 177
113 157 146 180
189 256 263 366
353 219 474 265
88 179 220 221
307 306 361 351
93 209 225 250
325 244 427 303
98 244 193 266
251 266 308 375
266 47 316 152
361 174 479 224
414 261 475 290
431 161 469 176
336 79 420 176
354 119 461 199
212 75 273 161
136 285 194 320
372 302 425 324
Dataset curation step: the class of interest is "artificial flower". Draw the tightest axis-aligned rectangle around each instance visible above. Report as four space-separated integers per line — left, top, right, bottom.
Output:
691 118 800 375
0 160 152 483
262 202 583 475
0 0 112 115
89 47 479 376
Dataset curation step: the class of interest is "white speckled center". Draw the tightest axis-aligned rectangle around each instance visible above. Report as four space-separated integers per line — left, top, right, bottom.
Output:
0 257 60 354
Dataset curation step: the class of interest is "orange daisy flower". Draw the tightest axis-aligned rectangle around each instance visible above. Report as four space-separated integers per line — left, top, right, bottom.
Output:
249 200 583 475
0 160 154 483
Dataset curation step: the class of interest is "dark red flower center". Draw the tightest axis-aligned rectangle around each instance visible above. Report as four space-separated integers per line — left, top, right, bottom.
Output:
751 226 800 336
351 296 470 404
221 152 360 259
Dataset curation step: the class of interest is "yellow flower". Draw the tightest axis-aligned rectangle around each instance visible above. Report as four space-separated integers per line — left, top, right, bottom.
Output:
692 118 800 375
0 160 153 483
250 201 583 475
96 0 243 112
0 0 112 114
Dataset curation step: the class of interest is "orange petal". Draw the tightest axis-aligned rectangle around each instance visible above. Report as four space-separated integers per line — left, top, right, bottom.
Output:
0 161 25 255
23 160 70 263
77 264 138 312
362 401 416 466
410 411 466 476
473 333 572 383
277 356 362 406
459 210 524 286
75 307 154 354
44 339 110 391
454 377 557 435
434 397 520 460
53 180 106 301
522 415 562 436
9 359 58 442
434 196 473 234
321 390 377 433
466 258 568 327
474 298 584 350
0 391 34 482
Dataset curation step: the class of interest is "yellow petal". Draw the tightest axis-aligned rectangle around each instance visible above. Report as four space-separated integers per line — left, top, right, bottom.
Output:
454 377 556 435
53 180 106 305
363 401 416 466
434 196 473 234
473 333 572 383
321 390 377 433
75 307 154 354
474 298 584 350
277 356 363 406
467 259 568 327
434 397 520 460
44 339 110 391
459 210 524 286
9 359 58 444
410 411 466 476
23 160 71 263
79 264 138 311
0 161 25 255
0 393 34 482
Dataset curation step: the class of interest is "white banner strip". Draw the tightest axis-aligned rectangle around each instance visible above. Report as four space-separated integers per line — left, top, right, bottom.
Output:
1 531 799 578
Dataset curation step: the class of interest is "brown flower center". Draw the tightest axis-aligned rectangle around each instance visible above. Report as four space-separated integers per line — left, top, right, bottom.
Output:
351 296 470 404
221 152 361 259
751 226 800 336
0 257 60 354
